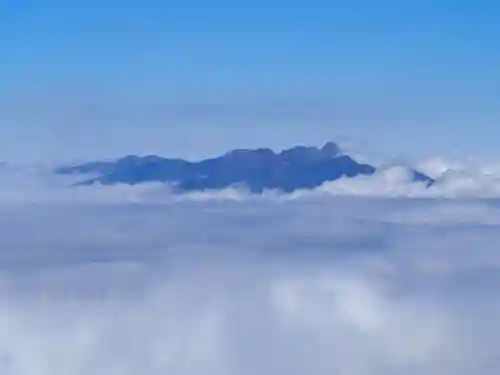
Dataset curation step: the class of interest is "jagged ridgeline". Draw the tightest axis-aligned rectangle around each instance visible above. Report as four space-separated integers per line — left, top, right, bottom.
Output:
56 142 433 193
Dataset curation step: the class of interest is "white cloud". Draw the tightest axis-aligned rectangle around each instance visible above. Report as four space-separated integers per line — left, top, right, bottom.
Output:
6 155 500 203
0 178 496 374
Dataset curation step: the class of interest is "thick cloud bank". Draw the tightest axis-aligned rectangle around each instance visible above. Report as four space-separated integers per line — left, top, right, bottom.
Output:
0 177 498 374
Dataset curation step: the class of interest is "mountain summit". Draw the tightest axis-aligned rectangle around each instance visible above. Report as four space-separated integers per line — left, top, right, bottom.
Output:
56 142 433 193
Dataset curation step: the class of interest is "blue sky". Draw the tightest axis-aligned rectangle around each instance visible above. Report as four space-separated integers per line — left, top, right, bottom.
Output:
1 1 500 162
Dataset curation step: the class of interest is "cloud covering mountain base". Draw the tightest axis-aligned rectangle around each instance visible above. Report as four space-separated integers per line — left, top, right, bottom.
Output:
0 189 498 374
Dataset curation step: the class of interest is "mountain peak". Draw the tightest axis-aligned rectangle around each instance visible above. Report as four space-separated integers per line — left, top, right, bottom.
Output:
320 142 341 158
57 142 433 193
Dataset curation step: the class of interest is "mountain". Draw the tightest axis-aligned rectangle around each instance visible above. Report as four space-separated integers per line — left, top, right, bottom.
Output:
56 142 434 193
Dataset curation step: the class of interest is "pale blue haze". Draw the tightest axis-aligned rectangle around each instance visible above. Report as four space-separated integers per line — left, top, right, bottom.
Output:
1 1 500 162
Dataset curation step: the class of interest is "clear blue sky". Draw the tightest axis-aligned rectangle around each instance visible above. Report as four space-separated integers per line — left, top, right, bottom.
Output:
1 1 500 162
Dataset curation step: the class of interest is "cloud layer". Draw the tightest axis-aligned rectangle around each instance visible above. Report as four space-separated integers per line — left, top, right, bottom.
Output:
0 171 498 374
5 155 500 204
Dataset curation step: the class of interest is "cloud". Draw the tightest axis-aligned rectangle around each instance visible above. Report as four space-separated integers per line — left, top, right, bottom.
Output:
6 153 500 203
0 176 497 374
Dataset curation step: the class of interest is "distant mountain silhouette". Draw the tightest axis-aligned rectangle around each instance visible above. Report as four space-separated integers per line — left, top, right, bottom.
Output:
56 142 434 193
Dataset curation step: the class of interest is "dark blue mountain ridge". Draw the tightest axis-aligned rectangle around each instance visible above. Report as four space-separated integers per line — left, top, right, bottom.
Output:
56 142 434 193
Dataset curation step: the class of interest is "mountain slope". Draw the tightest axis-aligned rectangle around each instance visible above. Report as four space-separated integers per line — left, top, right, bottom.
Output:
56 142 434 193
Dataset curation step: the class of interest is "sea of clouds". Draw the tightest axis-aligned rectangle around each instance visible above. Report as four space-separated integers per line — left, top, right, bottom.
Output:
0 158 499 374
